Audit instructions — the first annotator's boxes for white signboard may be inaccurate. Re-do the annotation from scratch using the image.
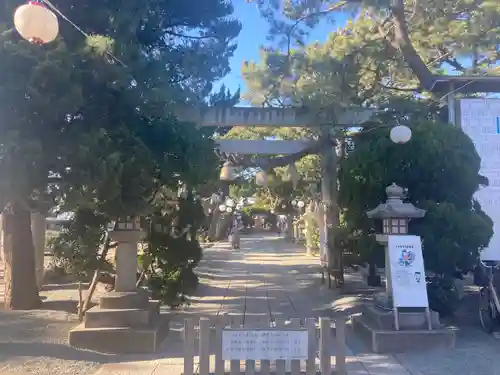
[222,329,308,360]
[388,235,428,308]
[460,99,500,260]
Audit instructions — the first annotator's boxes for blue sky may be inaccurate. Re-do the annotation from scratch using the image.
[216,0,349,96]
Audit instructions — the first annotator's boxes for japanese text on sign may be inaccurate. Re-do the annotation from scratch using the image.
[222,329,308,360]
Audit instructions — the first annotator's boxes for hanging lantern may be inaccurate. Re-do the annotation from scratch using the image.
[220,161,237,181]
[14,1,59,45]
[255,171,268,187]
[285,163,299,189]
[390,125,412,144]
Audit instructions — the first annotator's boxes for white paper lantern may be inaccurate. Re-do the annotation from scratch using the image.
[297,201,305,208]
[390,125,412,144]
[14,1,59,44]
[255,171,268,186]
[218,204,227,212]
[220,162,237,181]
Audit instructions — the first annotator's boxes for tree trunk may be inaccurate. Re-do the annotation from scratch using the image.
[31,212,46,290]
[3,201,40,309]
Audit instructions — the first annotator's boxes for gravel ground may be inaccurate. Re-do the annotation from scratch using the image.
[0,282,115,375]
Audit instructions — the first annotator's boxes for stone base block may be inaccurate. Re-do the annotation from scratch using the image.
[84,307,150,328]
[352,314,456,353]
[84,300,161,328]
[69,315,169,354]
[362,303,441,330]
[99,290,150,309]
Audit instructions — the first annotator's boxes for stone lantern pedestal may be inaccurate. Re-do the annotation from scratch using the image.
[351,184,456,353]
[69,219,168,353]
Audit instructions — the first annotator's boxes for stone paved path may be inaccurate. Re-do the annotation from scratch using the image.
[94,234,412,375]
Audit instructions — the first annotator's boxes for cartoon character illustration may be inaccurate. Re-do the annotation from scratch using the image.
[398,249,415,267]
[414,271,421,283]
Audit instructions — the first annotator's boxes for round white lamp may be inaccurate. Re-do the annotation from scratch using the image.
[14,1,59,44]
[218,204,227,212]
[226,207,233,213]
[297,201,305,208]
[390,125,412,144]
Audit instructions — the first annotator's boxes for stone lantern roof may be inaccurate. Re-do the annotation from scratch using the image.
[366,183,426,219]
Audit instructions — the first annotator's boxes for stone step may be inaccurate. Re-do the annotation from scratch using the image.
[85,300,161,328]
[99,290,150,309]
[351,314,457,353]
[69,314,169,353]
[361,303,441,330]
[84,307,150,328]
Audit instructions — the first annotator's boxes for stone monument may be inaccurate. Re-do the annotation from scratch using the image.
[351,183,456,352]
[69,217,168,353]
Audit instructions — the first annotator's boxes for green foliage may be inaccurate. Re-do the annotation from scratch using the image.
[145,195,206,308]
[339,109,493,280]
[0,0,240,305]
[50,209,112,279]
[249,0,500,82]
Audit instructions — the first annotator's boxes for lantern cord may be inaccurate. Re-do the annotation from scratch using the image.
[40,0,128,68]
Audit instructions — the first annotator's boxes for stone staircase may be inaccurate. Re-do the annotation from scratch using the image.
[69,289,169,353]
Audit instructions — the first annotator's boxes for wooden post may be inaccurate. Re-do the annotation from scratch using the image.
[275,318,287,375]
[290,318,302,375]
[199,317,210,375]
[334,319,347,375]
[260,317,271,375]
[319,317,331,375]
[306,318,317,375]
[215,316,225,375]
[183,319,195,375]
[230,315,242,375]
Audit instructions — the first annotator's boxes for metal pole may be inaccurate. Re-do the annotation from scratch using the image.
[425,307,433,330]
[393,306,400,331]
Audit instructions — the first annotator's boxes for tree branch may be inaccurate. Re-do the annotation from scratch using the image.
[389,0,436,90]
[379,83,420,92]
[164,31,217,40]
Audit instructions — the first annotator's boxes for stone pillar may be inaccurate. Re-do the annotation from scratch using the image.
[292,220,298,243]
[31,213,46,290]
[110,231,143,293]
[285,214,293,241]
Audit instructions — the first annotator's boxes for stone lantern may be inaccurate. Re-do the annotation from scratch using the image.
[69,216,168,353]
[352,184,455,353]
[366,183,426,307]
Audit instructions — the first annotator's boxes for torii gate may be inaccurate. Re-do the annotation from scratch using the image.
[181,106,375,281]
